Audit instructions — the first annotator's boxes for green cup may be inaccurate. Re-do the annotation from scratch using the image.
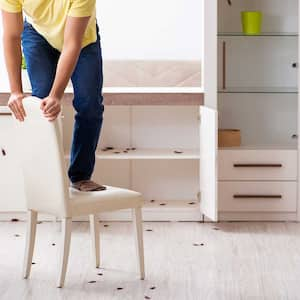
[241,11,262,35]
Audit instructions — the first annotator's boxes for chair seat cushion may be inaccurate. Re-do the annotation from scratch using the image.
[69,185,143,216]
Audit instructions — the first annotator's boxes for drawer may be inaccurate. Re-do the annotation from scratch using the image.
[219,150,297,180]
[218,181,297,212]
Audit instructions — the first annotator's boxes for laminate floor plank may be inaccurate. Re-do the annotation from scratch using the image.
[1,221,300,300]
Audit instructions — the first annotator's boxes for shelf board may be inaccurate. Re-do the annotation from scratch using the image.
[65,148,200,160]
[0,88,204,106]
[64,87,204,106]
[96,199,201,221]
[143,199,200,210]
[219,145,297,151]
[65,146,298,157]
[97,148,200,159]
[101,87,204,94]
[0,106,11,114]
[218,87,298,94]
[218,32,298,37]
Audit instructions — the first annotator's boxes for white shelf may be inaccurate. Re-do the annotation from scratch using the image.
[67,87,204,106]
[218,32,298,37]
[64,86,204,94]
[219,145,298,151]
[65,148,200,160]
[67,146,299,159]
[143,199,199,209]
[0,87,204,106]
[0,106,10,114]
[17,87,204,94]
[88,200,201,221]
[218,87,298,94]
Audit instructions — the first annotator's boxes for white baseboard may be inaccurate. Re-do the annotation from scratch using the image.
[1,210,297,222]
[219,212,298,222]
[0,208,202,222]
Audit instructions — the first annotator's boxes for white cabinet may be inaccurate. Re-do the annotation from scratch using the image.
[215,0,299,220]
[0,59,218,222]
[63,95,218,222]
[0,107,26,212]
[218,149,298,217]
[1,0,299,222]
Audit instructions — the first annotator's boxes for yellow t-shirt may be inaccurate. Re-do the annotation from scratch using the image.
[0,0,97,51]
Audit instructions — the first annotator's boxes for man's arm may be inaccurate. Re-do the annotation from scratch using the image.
[1,10,26,121]
[41,16,90,121]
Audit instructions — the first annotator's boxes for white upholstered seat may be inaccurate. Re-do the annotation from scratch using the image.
[15,96,145,288]
[70,186,143,216]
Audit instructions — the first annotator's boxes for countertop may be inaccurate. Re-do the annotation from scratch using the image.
[0,87,204,106]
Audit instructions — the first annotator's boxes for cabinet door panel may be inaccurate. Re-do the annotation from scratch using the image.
[200,106,218,221]
[0,113,26,211]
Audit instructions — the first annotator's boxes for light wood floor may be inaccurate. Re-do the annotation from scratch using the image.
[1,221,300,300]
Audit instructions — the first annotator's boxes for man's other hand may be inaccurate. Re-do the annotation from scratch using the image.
[8,92,26,121]
[40,95,61,121]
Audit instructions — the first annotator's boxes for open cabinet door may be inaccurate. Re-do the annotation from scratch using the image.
[199,106,218,221]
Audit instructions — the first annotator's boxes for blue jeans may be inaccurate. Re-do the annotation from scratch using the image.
[21,21,104,183]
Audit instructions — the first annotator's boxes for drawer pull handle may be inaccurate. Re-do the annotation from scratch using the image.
[0,112,12,116]
[233,194,282,199]
[1,149,6,156]
[233,163,282,168]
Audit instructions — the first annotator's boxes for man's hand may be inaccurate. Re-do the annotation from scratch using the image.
[40,96,62,121]
[8,92,26,121]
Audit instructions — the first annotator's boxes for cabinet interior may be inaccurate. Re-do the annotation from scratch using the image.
[63,105,201,205]
[218,0,299,149]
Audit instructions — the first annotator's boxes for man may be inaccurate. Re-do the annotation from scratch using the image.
[0,0,106,192]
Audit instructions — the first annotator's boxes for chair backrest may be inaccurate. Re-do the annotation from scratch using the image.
[15,97,70,217]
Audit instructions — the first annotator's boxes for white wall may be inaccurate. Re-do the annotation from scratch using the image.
[0,0,203,91]
[97,0,203,60]
[0,25,11,92]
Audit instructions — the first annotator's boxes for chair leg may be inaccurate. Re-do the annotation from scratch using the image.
[57,218,72,288]
[132,207,145,280]
[89,214,100,268]
[23,210,38,279]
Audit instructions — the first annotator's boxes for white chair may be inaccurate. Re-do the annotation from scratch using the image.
[15,96,145,288]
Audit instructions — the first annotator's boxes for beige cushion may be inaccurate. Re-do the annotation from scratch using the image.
[70,186,143,217]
